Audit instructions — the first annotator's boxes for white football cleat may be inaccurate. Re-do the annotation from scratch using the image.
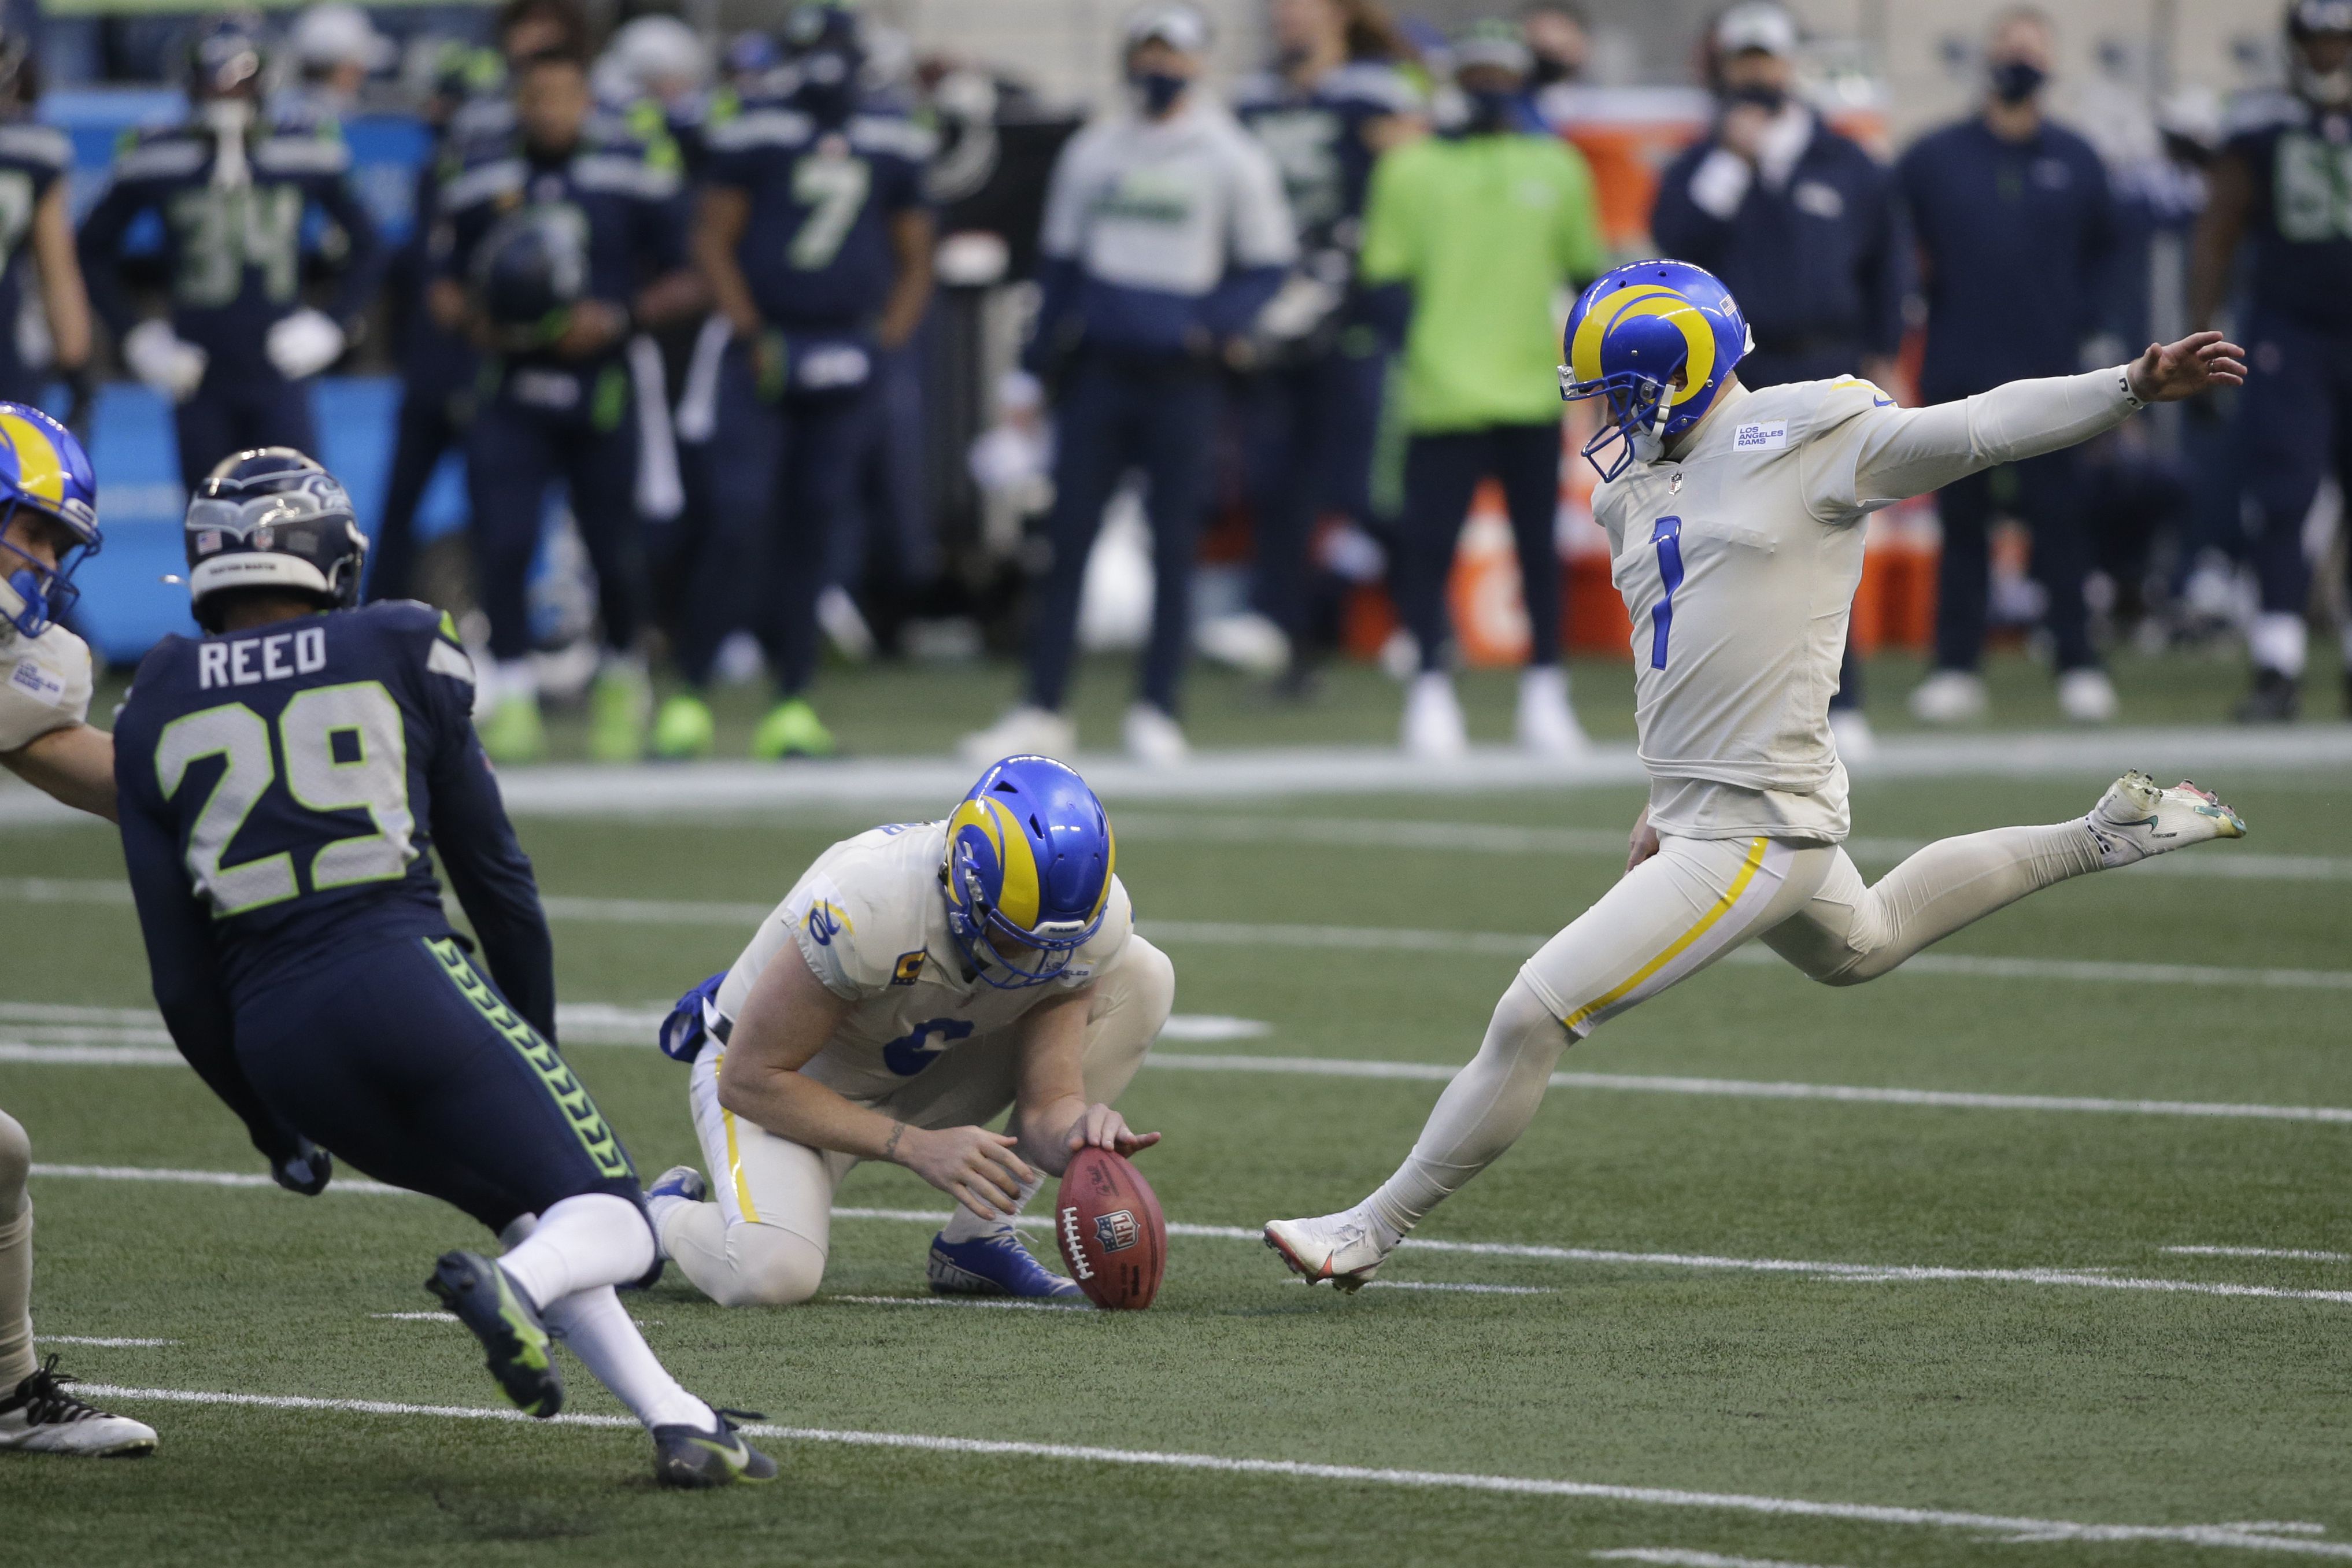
[0,1359,157,1456]
[1515,665,1589,758]
[1122,702,1190,766]
[1264,1211,1393,1293]
[2057,667,2118,724]
[1907,670,1987,726]
[1401,671,1468,760]
[959,705,1075,764]
[2084,771,2247,868]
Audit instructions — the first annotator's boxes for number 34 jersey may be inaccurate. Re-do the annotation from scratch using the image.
[113,602,548,1015]
[1592,376,1905,846]
[713,820,1136,1105]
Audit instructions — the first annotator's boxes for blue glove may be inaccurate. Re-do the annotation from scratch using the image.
[658,971,730,1063]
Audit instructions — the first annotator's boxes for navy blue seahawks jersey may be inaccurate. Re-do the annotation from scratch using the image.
[700,99,933,332]
[435,122,688,373]
[76,119,384,376]
[114,601,553,1036]
[1234,61,1419,257]
[2224,93,2352,333]
[0,121,68,393]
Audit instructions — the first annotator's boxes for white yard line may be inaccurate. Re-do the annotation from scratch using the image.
[1593,1551,1847,1568]
[7,878,2342,990]
[36,1335,179,1347]
[29,1165,2352,1309]
[830,1295,1092,1313]
[2164,1247,2350,1263]
[370,1312,458,1322]
[62,1381,2352,1559]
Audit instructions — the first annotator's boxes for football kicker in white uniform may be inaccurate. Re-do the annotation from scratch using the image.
[646,756,1173,1305]
[1266,260,2251,1290]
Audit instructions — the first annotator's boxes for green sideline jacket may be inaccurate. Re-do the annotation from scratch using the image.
[1360,131,1604,432]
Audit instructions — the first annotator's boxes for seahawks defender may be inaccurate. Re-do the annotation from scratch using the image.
[0,30,90,413]
[2191,1,2352,719]
[0,405,157,1456]
[113,450,771,1486]
[1267,262,2249,1289]
[1231,0,1421,691]
[431,45,701,765]
[665,0,935,761]
[646,756,1171,1306]
[76,19,382,493]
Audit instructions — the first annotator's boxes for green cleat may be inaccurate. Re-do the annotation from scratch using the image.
[750,697,835,760]
[478,694,545,765]
[427,1251,563,1418]
[653,1410,778,1489]
[651,692,717,760]
[589,665,651,763]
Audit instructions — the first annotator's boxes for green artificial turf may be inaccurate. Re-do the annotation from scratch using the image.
[3,766,2348,1565]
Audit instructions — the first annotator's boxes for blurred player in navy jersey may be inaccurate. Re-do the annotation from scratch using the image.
[2191,0,2352,720]
[432,45,702,765]
[0,31,90,417]
[671,0,934,761]
[77,18,382,494]
[1231,0,1423,693]
[364,43,501,607]
[113,447,774,1488]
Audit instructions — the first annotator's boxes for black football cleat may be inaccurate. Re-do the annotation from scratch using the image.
[2233,665,2300,724]
[653,1409,778,1489]
[427,1251,564,1418]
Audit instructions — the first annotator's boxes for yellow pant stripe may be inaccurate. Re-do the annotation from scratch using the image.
[1562,837,1770,1031]
[713,1049,762,1224]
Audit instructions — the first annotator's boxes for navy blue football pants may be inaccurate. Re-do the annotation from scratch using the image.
[1397,421,1564,674]
[232,936,641,1234]
[1242,342,1386,659]
[364,382,465,605]
[1931,450,2096,674]
[467,378,644,663]
[1027,351,1218,715]
[174,372,317,497]
[2236,313,2352,618]
[682,343,870,693]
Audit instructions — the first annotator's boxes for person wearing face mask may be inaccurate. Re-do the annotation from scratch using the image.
[77,17,384,496]
[2188,0,2352,721]
[960,5,1296,767]
[1651,3,1908,759]
[1896,7,2121,729]
[1355,21,1603,760]
[1229,0,1423,693]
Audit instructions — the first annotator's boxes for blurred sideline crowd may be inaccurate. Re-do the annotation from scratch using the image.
[5,0,2345,765]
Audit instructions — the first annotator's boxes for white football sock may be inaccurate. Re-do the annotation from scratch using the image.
[1364,981,1563,1242]
[0,1110,31,1388]
[2250,612,2309,678]
[495,1193,654,1308]
[539,1286,713,1432]
[938,1171,1043,1244]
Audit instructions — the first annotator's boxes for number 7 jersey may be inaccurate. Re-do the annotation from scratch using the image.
[112,601,550,1016]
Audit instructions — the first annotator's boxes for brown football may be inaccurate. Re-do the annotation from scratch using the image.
[1055,1147,1166,1310]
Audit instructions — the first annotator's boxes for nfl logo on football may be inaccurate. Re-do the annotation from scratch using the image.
[1093,1209,1138,1253]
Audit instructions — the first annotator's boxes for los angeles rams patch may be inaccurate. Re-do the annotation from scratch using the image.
[891,949,926,985]
[8,658,65,705]
[1733,420,1789,453]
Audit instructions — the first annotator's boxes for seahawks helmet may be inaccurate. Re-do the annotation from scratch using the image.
[2289,0,2352,106]
[186,15,268,102]
[0,404,99,639]
[782,1,862,124]
[183,448,368,632]
[1558,259,1752,482]
[942,756,1116,990]
[470,205,590,352]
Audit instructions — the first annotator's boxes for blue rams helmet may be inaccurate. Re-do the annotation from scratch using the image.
[942,756,1116,990]
[183,448,368,632]
[0,404,101,639]
[1558,260,1752,482]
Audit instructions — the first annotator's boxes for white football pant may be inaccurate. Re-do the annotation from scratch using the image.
[662,937,1175,1307]
[1365,821,2106,1236]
